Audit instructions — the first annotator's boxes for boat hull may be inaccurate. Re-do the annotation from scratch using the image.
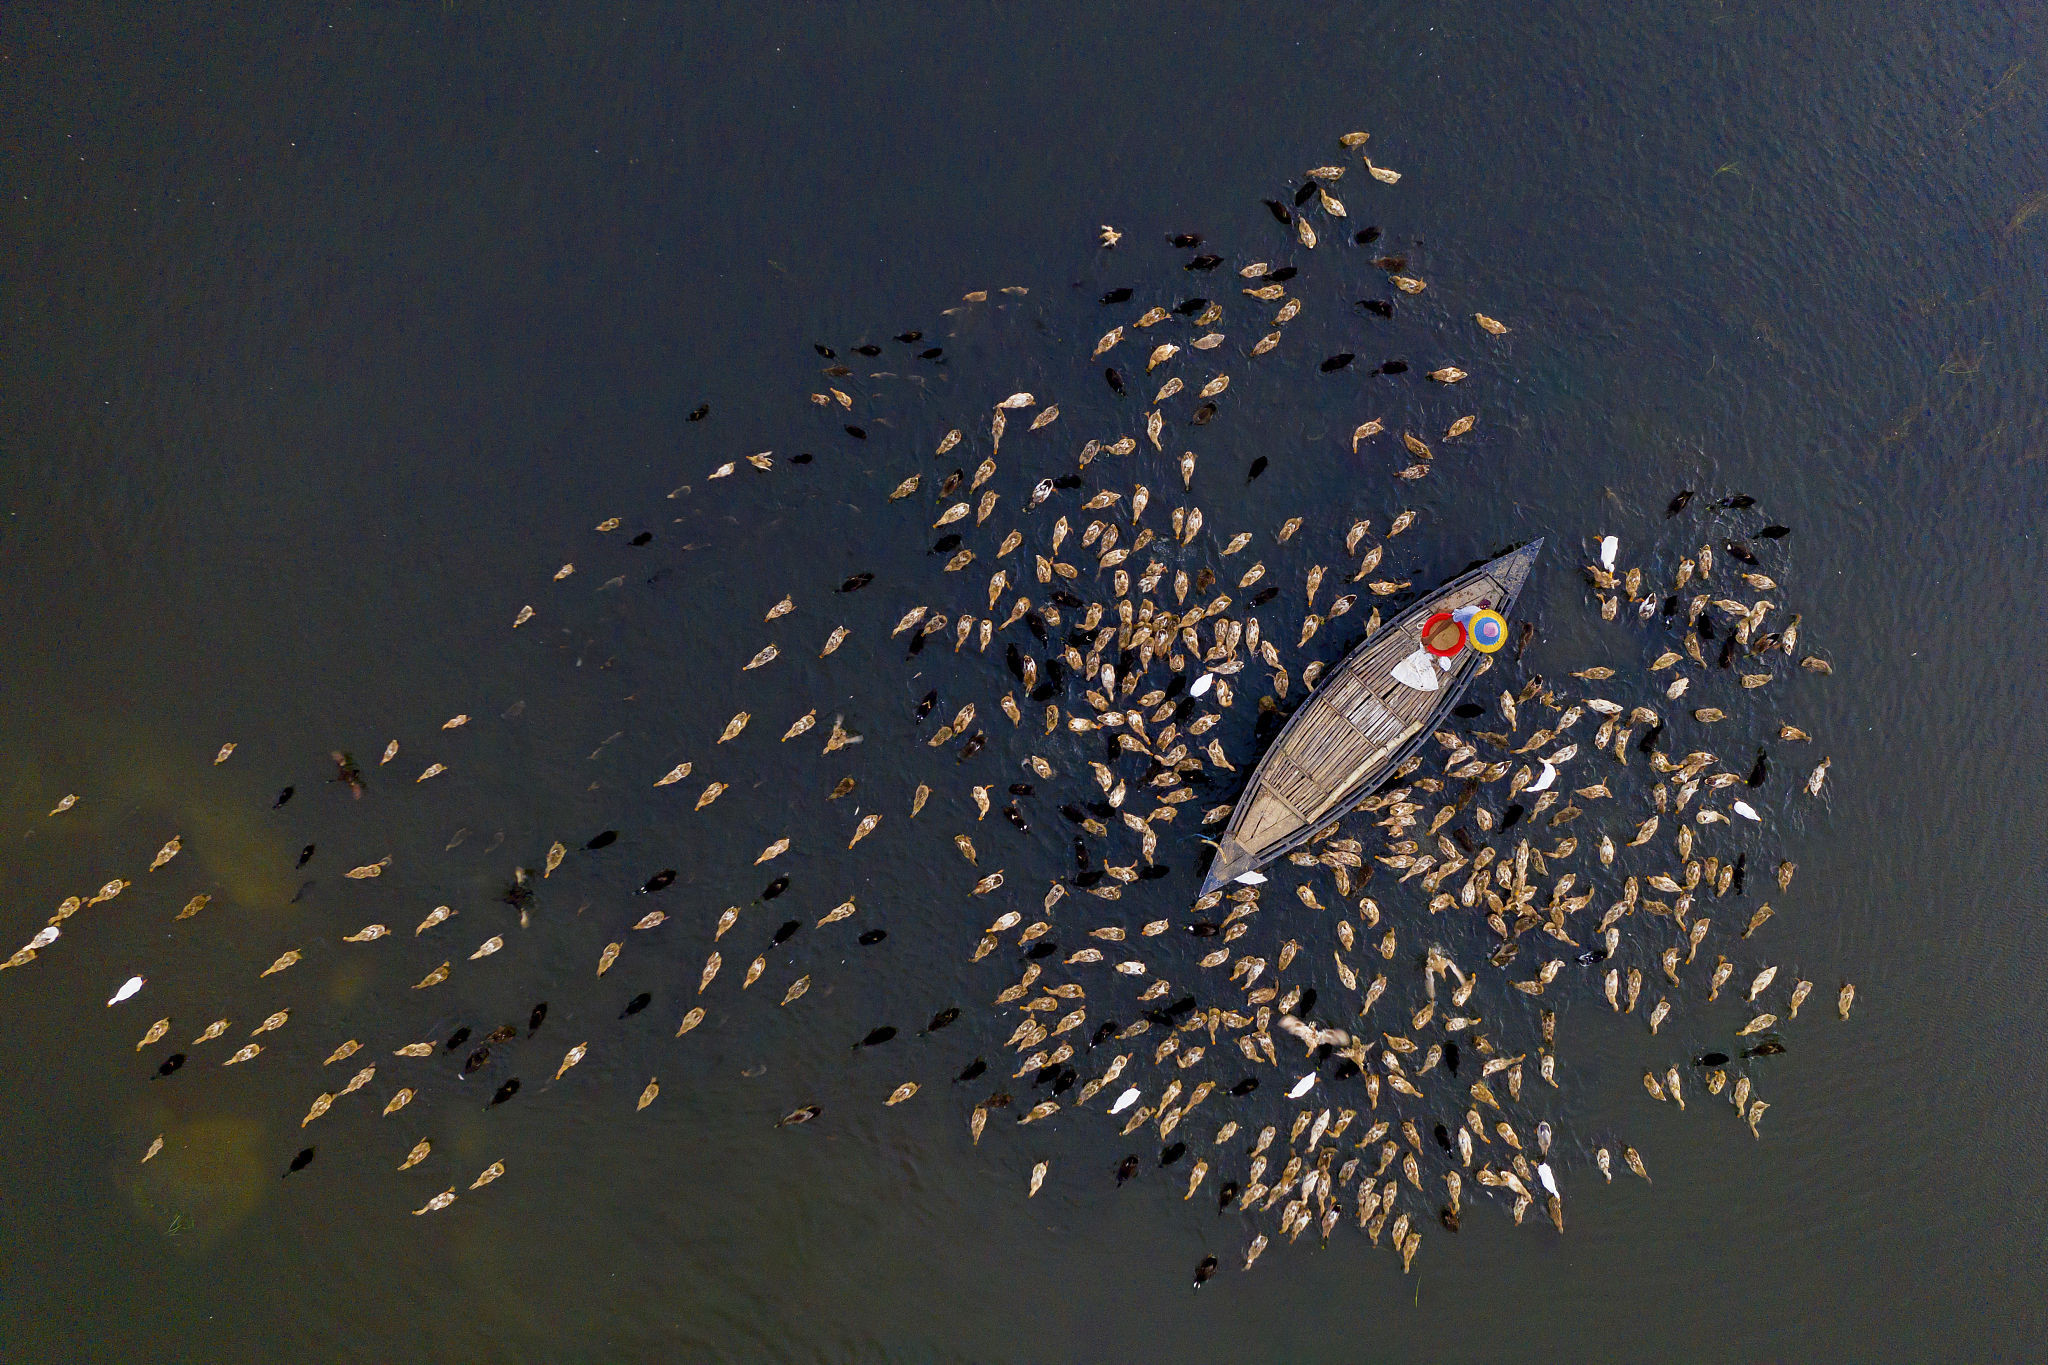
[1198,541,1543,897]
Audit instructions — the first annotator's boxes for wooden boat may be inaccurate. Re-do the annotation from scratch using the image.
[1198,541,1543,896]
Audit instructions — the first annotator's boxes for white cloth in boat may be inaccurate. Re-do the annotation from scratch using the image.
[1391,648,1440,691]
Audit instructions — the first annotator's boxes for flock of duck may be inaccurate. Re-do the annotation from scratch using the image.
[11,124,1853,1280]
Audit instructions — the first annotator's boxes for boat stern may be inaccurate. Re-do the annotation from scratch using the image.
[1197,835,1257,899]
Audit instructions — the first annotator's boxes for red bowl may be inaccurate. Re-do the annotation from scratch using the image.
[1422,611,1467,656]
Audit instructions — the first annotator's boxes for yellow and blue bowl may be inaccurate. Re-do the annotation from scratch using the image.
[1468,608,1508,653]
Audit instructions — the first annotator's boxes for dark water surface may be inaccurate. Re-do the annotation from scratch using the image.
[4,4,2046,1362]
